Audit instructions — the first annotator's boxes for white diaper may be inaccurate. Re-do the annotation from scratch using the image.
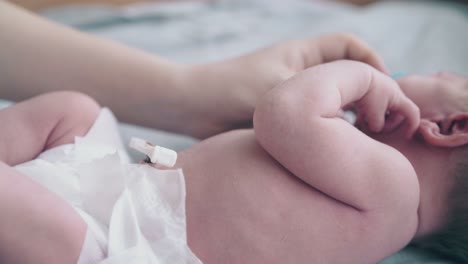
[15,108,202,264]
[77,228,106,264]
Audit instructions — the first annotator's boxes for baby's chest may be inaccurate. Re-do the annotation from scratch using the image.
[181,131,406,263]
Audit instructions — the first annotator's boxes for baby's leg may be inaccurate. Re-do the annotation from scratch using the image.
[0,163,88,264]
[0,91,100,263]
[0,91,100,165]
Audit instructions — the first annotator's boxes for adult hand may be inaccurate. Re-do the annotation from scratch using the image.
[0,2,386,139]
[182,33,388,138]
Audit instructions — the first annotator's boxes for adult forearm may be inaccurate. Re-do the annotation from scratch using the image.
[10,0,152,11]
[0,1,191,132]
[10,0,197,11]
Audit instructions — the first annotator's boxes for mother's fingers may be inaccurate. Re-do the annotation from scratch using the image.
[306,33,389,74]
[341,34,388,74]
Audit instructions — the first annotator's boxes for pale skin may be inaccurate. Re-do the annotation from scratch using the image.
[0,2,390,263]
[0,1,387,139]
[0,92,99,263]
[2,65,468,263]
[179,64,468,263]
[180,61,422,264]
[3,1,468,263]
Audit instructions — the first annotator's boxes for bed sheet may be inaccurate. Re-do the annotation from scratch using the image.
[4,0,468,263]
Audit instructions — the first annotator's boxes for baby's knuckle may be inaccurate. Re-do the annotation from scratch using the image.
[332,32,351,39]
[275,39,302,52]
[54,91,100,119]
[65,92,98,108]
[412,103,421,117]
[335,32,360,44]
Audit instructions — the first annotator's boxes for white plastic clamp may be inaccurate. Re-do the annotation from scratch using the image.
[129,137,177,167]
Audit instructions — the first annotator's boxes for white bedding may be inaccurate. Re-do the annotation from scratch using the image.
[3,0,468,263]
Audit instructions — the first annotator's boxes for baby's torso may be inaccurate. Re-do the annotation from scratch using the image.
[179,129,415,264]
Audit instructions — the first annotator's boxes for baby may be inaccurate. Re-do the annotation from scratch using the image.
[179,62,468,263]
[1,62,468,264]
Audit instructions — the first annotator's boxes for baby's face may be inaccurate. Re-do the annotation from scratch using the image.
[396,72,468,121]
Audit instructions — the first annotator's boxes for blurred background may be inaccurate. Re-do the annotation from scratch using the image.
[7,0,467,263]
[10,0,468,75]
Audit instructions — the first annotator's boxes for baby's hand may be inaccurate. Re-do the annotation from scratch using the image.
[262,60,419,139]
[353,69,420,138]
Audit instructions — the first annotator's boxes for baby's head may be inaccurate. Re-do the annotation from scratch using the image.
[396,72,468,261]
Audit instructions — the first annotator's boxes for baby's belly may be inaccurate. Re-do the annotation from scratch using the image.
[176,130,366,264]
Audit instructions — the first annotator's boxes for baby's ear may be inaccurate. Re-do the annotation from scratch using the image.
[419,113,468,147]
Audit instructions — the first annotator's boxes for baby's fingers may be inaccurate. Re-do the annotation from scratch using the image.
[382,112,405,133]
[311,33,389,74]
[393,96,420,139]
[402,97,421,139]
[359,98,389,133]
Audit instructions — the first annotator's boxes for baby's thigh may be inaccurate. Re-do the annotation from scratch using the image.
[0,92,100,164]
[2,91,99,134]
[0,162,86,264]
[35,91,100,149]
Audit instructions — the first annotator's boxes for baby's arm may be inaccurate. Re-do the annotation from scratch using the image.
[254,60,420,215]
[0,92,99,263]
